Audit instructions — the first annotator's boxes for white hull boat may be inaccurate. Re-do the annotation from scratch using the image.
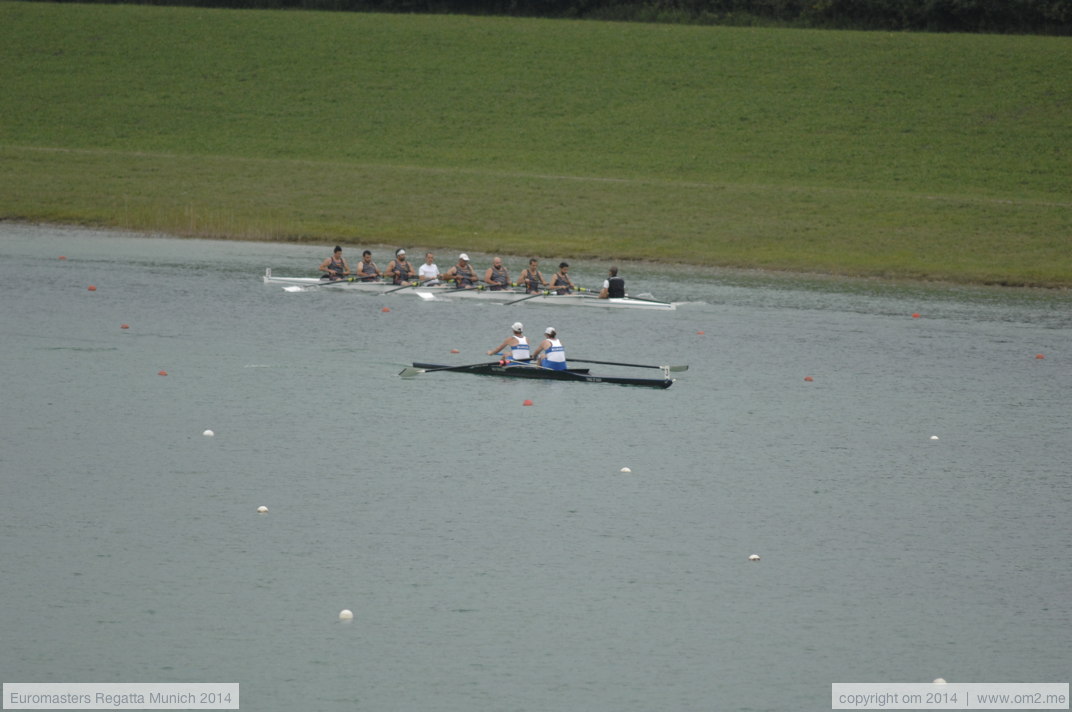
[263,269,674,309]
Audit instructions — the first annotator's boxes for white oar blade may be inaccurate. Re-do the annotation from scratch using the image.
[399,367,427,377]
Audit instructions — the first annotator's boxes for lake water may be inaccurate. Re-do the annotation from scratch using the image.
[1,223,1069,711]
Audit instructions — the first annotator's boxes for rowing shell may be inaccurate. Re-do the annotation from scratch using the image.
[264,269,675,308]
[263,269,521,300]
[405,362,675,388]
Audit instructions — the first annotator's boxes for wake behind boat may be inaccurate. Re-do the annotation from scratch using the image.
[400,361,677,388]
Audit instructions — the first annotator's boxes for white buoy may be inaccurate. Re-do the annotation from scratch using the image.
[256,506,268,514]
[338,609,354,621]
[933,678,947,685]
[203,429,215,437]
[748,554,761,561]
[620,467,632,473]
[930,435,939,440]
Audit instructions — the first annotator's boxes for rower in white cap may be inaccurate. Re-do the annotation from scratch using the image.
[444,253,478,288]
[487,322,530,363]
[531,327,567,370]
[386,248,416,285]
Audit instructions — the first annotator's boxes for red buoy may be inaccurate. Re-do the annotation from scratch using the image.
[522,399,533,406]
[87,285,97,291]
[1035,353,1045,359]
[120,324,130,329]
[911,313,921,318]
[804,376,814,382]
[158,370,168,376]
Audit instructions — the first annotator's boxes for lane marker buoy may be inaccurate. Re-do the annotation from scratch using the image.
[203,429,214,437]
[522,399,533,406]
[748,554,761,561]
[87,285,97,291]
[338,609,354,621]
[257,505,268,514]
[620,467,632,473]
[158,370,168,376]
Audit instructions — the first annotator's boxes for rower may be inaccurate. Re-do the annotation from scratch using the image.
[355,250,382,282]
[418,252,441,285]
[318,246,350,281]
[598,266,626,299]
[386,248,416,285]
[484,256,511,291]
[549,262,575,295]
[519,258,549,294]
[531,327,567,370]
[487,322,530,363]
[444,253,478,289]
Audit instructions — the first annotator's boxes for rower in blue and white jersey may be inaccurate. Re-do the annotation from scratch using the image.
[531,327,567,370]
[487,322,530,363]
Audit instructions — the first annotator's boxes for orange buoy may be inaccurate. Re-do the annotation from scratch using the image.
[696,331,705,335]
[912,313,921,318]
[1035,353,1045,359]
[522,399,533,406]
[158,370,168,376]
[58,256,67,260]
[87,285,97,291]
[120,324,130,329]
[450,349,460,354]
[381,307,390,312]
[804,376,814,382]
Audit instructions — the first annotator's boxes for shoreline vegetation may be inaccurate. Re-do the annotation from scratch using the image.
[1,3,1069,288]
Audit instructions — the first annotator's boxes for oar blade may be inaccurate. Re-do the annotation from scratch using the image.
[668,364,689,372]
[399,367,427,377]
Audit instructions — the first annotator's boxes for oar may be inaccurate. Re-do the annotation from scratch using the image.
[503,290,551,305]
[399,362,497,378]
[569,358,689,372]
[384,281,420,294]
[620,294,672,304]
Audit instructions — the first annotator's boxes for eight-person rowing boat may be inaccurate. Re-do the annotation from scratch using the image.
[263,269,676,309]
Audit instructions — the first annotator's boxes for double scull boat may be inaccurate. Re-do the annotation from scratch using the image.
[400,361,677,388]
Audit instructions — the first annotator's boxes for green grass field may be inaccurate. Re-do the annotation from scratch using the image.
[1,1,1069,285]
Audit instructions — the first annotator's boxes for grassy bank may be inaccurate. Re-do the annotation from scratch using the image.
[1,2,1069,285]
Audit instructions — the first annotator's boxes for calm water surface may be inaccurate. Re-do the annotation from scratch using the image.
[1,224,1069,711]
